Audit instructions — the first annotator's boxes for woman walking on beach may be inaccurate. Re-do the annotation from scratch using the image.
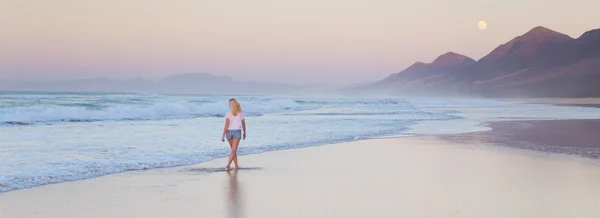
[222,98,246,170]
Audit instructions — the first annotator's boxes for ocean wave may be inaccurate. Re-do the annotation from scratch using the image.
[0,122,413,193]
[290,110,437,116]
[0,97,313,124]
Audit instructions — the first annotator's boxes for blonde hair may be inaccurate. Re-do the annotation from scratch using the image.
[229,98,242,116]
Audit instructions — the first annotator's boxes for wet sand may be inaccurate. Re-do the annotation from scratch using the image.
[444,119,600,159]
[2,136,600,218]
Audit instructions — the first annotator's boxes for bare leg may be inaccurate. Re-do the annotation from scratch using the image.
[226,139,233,170]
[226,139,240,169]
[233,156,239,169]
[226,138,240,170]
[227,139,240,169]
[232,139,240,169]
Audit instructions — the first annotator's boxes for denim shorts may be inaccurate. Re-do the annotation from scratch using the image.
[226,130,242,140]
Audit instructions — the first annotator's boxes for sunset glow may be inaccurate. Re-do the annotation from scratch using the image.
[1,0,598,85]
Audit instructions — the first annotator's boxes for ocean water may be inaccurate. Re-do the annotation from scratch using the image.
[2,91,600,192]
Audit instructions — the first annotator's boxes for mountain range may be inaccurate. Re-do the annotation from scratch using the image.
[357,26,600,98]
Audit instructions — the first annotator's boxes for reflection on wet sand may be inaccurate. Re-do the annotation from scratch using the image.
[226,170,243,218]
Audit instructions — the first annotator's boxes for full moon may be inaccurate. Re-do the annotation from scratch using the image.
[477,20,487,30]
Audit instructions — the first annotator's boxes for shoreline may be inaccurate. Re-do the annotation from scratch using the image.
[2,117,600,194]
[3,99,600,217]
[2,135,600,218]
[443,119,600,160]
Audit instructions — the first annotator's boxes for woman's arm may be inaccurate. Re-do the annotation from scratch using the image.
[242,119,247,140]
[222,119,230,142]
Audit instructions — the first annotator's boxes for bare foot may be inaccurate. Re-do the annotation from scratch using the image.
[234,166,240,170]
[225,166,231,171]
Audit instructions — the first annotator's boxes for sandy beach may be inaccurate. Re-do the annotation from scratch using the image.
[2,134,600,218]
[3,1,600,217]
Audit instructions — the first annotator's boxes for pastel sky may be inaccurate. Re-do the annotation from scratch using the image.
[1,0,598,85]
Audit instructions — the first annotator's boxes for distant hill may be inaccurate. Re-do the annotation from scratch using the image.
[0,73,299,95]
[359,26,600,98]
[354,52,476,96]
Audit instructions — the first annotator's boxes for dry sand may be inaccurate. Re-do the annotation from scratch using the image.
[1,137,600,218]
